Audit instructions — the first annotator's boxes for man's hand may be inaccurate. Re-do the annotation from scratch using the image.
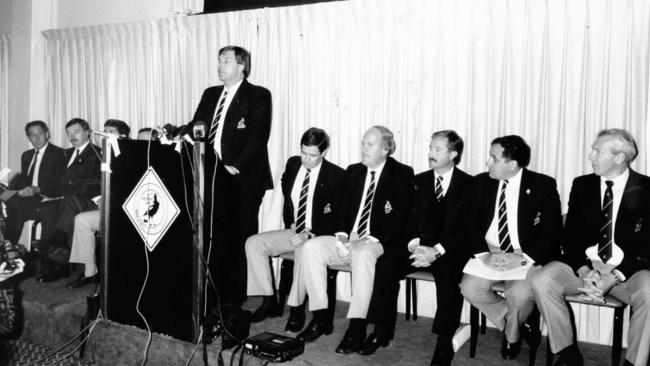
[0,259,25,282]
[290,232,309,246]
[17,186,38,197]
[410,246,437,267]
[224,165,239,175]
[576,269,615,303]
[482,252,526,271]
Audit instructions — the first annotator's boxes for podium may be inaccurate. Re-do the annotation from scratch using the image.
[101,139,203,342]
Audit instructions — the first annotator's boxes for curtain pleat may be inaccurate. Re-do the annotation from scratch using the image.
[0,34,9,170]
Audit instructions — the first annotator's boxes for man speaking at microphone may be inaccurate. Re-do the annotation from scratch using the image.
[190,45,273,318]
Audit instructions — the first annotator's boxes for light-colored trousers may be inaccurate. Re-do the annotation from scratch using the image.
[245,229,305,307]
[300,235,383,318]
[460,265,540,343]
[531,261,650,366]
[69,210,100,278]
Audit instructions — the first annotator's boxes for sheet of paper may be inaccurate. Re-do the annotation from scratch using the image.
[463,252,532,281]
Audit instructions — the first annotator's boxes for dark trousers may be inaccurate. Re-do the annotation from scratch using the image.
[205,160,264,310]
[367,252,465,343]
[5,195,42,244]
[38,195,96,249]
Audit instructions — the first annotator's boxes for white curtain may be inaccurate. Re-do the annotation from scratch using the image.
[42,0,650,346]
[0,34,9,169]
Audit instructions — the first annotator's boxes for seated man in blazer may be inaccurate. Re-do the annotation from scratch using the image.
[531,129,650,366]
[295,126,414,353]
[244,127,344,330]
[360,130,474,363]
[460,135,563,360]
[35,118,102,282]
[3,120,66,244]
[66,119,130,289]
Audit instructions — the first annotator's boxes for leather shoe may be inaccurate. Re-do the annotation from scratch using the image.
[520,321,541,348]
[335,328,366,354]
[553,345,583,366]
[250,296,282,323]
[66,274,97,289]
[296,320,333,342]
[430,342,454,366]
[357,331,390,355]
[285,306,305,333]
[500,335,521,360]
[37,264,70,283]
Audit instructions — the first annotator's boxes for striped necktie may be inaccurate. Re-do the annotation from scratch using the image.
[27,149,39,183]
[295,168,311,233]
[434,176,443,201]
[208,90,228,145]
[598,180,614,262]
[357,171,376,237]
[498,180,513,252]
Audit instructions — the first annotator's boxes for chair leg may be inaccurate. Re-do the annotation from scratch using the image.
[268,257,277,301]
[612,306,625,366]
[470,305,479,358]
[412,279,418,321]
[528,308,541,366]
[326,269,338,325]
[405,278,411,321]
[480,313,486,334]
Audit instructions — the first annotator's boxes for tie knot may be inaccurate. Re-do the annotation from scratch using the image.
[436,176,443,183]
[503,179,509,186]
[370,171,376,178]
[605,180,614,188]
[305,168,311,174]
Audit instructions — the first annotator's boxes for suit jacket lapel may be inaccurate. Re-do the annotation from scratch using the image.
[617,170,641,233]
[517,169,530,229]
[224,79,249,131]
[484,176,499,228]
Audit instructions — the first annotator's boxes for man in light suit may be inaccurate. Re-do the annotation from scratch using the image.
[460,135,563,360]
[531,129,650,366]
[191,45,273,309]
[3,121,66,244]
[245,128,344,331]
[360,131,474,364]
[35,118,102,282]
[295,126,414,353]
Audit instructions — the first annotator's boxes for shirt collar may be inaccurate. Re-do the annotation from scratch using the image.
[75,141,90,153]
[224,79,244,96]
[434,166,454,182]
[368,159,387,179]
[600,167,629,189]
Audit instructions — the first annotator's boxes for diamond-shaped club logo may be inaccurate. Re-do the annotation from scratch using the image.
[122,167,180,251]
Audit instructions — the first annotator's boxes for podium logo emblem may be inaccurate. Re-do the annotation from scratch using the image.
[122,167,180,251]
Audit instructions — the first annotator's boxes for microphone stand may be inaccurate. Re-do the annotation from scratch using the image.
[191,132,205,343]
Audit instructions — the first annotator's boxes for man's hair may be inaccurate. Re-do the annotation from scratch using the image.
[219,46,251,78]
[104,119,131,137]
[300,127,330,153]
[372,125,396,156]
[432,130,464,165]
[25,120,49,134]
[66,118,90,131]
[138,127,160,140]
[597,128,638,163]
[491,135,531,168]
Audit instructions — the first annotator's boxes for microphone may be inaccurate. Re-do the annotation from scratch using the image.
[90,130,112,138]
[193,120,207,141]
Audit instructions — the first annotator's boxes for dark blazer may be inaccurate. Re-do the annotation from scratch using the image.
[280,156,345,237]
[563,169,650,277]
[336,156,415,255]
[192,79,273,194]
[57,144,102,199]
[409,167,474,262]
[470,169,563,265]
[9,143,67,197]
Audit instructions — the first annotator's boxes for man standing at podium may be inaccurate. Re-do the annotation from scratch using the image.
[191,45,273,311]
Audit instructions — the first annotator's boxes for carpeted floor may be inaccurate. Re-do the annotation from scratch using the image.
[9,273,627,366]
[0,339,92,366]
